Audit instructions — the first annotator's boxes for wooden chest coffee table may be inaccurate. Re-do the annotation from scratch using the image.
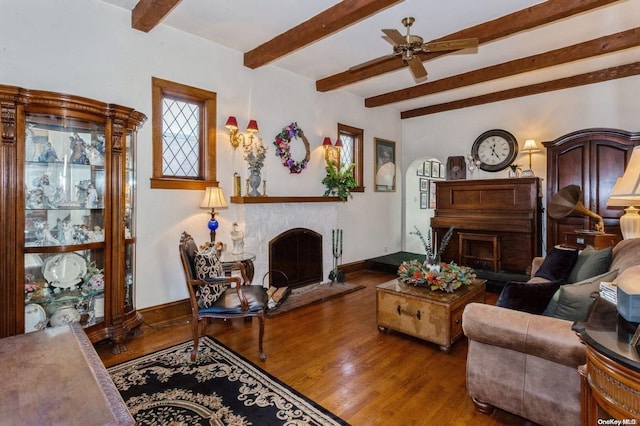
[376,278,486,353]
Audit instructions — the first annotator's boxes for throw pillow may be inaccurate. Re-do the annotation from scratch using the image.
[566,246,613,283]
[534,246,579,282]
[196,282,226,309]
[542,269,619,321]
[195,247,224,280]
[496,281,562,314]
[194,247,226,308]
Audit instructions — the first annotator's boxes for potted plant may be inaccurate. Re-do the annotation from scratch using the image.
[322,162,356,201]
[508,163,521,178]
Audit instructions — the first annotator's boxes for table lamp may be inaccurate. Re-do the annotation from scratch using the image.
[200,187,228,242]
[607,146,640,239]
[521,139,541,177]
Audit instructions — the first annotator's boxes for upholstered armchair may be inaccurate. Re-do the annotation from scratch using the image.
[179,231,267,362]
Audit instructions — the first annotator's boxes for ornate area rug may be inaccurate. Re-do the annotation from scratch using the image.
[108,336,348,426]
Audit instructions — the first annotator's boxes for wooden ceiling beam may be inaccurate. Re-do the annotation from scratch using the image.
[243,0,404,69]
[316,0,622,92]
[132,0,183,33]
[400,62,640,119]
[366,27,640,107]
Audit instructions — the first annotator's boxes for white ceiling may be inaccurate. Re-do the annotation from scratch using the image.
[102,0,640,113]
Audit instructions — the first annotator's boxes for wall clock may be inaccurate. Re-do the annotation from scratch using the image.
[471,129,519,172]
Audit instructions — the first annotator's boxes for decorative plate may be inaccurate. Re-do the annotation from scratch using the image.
[43,253,87,288]
[25,303,47,333]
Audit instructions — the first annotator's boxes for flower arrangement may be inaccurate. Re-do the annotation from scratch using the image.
[273,122,310,174]
[508,164,521,172]
[244,138,267,174]
[410,225,454,264]
[398,259,476,293]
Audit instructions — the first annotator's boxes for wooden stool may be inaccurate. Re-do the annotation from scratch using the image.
[458,233,500,272]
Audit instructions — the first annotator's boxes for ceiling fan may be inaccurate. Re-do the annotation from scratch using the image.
[353,17,478,83]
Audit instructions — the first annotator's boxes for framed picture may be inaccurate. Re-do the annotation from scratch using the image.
[374,138,396,192]
[416,163,424,176]
[420,192,428,209]
[431,161,440,178]
[423,161,431,177]
[419,178,428,191]
[429,180,437,209]
[440,163,446,179]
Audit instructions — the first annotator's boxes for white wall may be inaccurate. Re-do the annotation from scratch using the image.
[0,0,401,308]
[401,76,640,251]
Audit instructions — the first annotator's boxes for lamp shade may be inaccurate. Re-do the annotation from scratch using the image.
[246,120,259,133]
[322,137,332,147]
[608,146,640,239]
[609,146,640,201]
[225,116,238,130]
[200,187,228,209]
[523,139,540,152]
[334,137,343,148]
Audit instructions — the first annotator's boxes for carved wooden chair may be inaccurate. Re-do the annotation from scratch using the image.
[179,231,267,362]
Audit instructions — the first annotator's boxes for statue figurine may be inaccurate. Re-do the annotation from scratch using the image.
[85,183,98,208]
[230,222,244,255]
[38,142,59,163]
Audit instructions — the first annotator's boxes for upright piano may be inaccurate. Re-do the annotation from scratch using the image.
[431,178,543,274]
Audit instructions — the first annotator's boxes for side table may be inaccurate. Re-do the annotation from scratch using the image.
[376,278,486,353]
[219,252,256,284]
[573,297,640,423]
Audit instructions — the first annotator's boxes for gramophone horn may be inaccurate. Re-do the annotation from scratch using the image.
[548,185,604,232]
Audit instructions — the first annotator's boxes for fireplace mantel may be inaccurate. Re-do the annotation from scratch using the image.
[230,196,341,204]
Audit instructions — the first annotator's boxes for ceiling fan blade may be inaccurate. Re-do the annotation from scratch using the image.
[381,29,406,46]
[423,38,478,52]
[349,53,398,71]
[407,57,427,83]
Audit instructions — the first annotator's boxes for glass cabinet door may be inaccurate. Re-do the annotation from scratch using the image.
[23,114,107,333]
[124,129,136,313]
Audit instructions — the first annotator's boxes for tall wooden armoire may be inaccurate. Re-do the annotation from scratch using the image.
[544,128,640,250]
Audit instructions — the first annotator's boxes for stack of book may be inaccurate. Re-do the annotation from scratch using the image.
[599,281,617,305]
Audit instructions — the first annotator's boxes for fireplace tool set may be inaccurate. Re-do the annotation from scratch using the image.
[329,229,345,284]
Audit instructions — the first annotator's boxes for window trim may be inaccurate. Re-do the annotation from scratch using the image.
[150,77,218,190]
[337,123,364,192]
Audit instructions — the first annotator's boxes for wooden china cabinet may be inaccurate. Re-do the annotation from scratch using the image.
[0,84,146,353]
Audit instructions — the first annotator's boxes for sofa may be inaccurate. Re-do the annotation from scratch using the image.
[462,238,640,426]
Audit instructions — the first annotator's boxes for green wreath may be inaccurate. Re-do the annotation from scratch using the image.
[273,122,310,174]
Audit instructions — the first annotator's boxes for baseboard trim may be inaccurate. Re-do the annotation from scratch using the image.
[139,299,190,325]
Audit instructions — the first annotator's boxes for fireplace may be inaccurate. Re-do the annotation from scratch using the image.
[268,228,322,288]
[240,202,337,287]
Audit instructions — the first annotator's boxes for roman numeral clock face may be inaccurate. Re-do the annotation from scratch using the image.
[471,129,519,172]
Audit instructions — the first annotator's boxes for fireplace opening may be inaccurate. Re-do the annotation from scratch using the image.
[268,228,322,288]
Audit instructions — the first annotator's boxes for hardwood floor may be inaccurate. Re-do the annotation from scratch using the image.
[97,270,535,425]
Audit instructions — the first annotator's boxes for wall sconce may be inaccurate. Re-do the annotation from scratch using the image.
[225,116,259,150]
[521,139,541,177]
[322,137,342,167]
[200,186,228,242]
